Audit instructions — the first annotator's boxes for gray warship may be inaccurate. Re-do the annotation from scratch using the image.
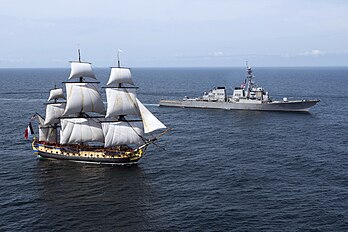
[159,65,319,112]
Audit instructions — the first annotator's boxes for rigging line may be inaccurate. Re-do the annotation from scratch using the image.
[151,130,170,148]
[31,112,42,119]
[152,141,166,151]
[156,128,172,139]
[121,86,141,117]
[31,112,45,123]
[147,128,171,150]
[124,118,147,144]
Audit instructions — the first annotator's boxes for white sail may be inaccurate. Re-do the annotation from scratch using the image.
[44,102,66,125]
[107,67,134,86]
[39,126,57,142]
[59,128,63,144]
[105,88,139,118]
[68,62,96,80]
[102,121,144,147]
[60,118,104,144]
[48,88,65,101]
[136,98,166,133]
[64,82,105,116]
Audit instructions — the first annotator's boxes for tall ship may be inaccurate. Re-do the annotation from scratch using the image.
[27,50,168,165]
[159,64,319,112]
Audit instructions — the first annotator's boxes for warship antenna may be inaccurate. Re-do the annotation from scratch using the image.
[245,61,252,98]
[245,60,250,81]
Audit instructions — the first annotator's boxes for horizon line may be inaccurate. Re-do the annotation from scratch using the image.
[0,65,348,69]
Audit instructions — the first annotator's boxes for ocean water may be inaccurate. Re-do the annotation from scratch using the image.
[0,67,347,231]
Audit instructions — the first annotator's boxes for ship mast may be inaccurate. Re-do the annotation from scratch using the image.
[117,49,122,88]
[78,48,83,116]
[102,51,146,147]
[102,50,166,147]
[60,50,105,145]
[117,49,121,68]
[53,84,58,143]
[78,49,83,83]
[245,61,254,99]
[117,50,123,122]
[42,88,66,143]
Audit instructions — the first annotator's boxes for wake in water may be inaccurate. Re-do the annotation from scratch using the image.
[143,103,160,107]
[0,98,45,103]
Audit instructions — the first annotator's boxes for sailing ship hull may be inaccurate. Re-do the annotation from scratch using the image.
[159,99,319,112]
[32,140,145,165]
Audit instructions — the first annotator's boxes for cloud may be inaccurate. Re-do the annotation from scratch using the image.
[0,57,26,64]
[213,51,224,57]
[297,49,348,57]
[299,49,326,56]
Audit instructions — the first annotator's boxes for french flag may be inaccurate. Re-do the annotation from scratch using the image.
[24,122,35,140]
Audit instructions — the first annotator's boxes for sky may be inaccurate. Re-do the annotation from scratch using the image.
[1,0,348,68]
